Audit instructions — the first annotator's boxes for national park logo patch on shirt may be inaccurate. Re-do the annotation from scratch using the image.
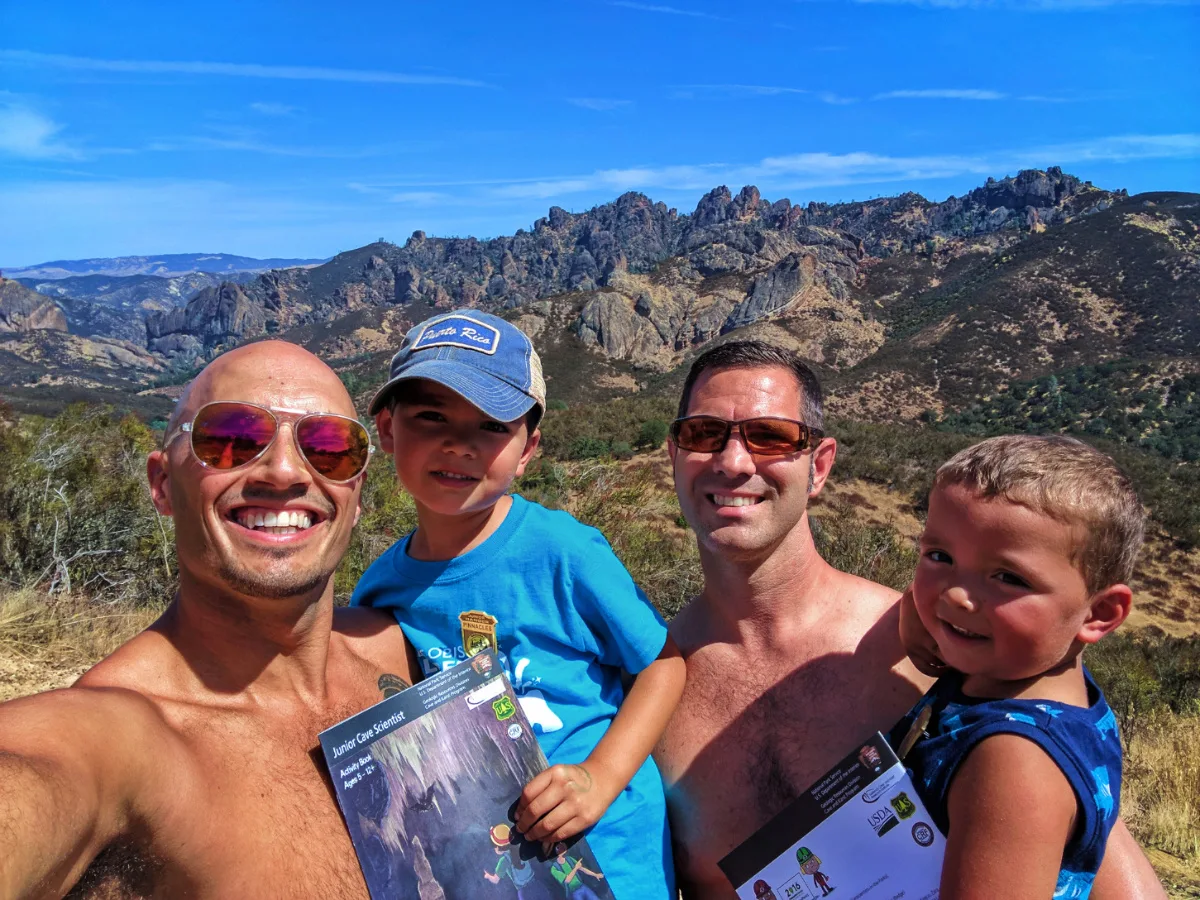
[460,610,499,657]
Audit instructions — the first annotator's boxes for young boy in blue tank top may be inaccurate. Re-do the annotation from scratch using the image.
[894,435,1143,900]
[351,310,684,900]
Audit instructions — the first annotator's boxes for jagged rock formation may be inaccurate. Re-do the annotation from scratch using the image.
[0,278,68,334]
[146,282,266,357]
[146,168,1117,367]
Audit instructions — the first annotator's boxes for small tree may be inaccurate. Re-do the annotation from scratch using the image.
[636,419,669,449]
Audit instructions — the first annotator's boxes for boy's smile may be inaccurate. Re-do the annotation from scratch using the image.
[376,379,540,520]
[913,482,1098,692]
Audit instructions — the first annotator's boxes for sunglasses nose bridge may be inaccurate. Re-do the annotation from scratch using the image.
[711,422,757,471]
[251,419,312,482]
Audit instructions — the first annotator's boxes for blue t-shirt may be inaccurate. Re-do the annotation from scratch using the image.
[351,494,675,900]
[891,669,1122,899]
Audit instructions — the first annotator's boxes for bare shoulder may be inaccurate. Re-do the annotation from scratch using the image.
[830,568,902,611]
[667,596,706,657]
[333,606,419,683]
[74,621,180,695]
[827,571,933,692]
[950,733,1077,824]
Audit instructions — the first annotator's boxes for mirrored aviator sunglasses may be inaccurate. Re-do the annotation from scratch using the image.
[172,401,373,483]
[670,415,823,456]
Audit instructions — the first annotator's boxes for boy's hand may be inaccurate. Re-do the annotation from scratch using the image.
[899,585,950,678]
[514,762,619,848]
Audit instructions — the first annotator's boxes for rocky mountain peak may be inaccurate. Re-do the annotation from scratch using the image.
[0,278,68,334]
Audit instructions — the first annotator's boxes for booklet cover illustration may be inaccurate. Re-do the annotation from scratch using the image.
[319,650,615,900]
[719,733,945,900]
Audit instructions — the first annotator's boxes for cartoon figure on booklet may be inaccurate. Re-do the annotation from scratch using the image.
[797,847,834,896]
[484,824,554,900]
[551,842,606,900]
[894,436,1140,899]
[752,879,777,900]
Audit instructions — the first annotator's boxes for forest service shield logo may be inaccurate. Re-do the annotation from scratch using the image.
[492,696,516,721]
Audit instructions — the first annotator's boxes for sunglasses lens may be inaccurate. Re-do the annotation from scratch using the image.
[673,417,730,453]
[191,403,276,469]
[296,416,371,481]
[743,419,805,454]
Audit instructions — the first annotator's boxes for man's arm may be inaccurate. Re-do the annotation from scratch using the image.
[1091,820,1168,900]
[0,688,161,899]
[514,635,686,846]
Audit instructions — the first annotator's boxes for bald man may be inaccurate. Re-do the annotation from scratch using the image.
[0,341,419,898]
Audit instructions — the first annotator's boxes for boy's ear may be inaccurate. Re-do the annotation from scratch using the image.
[513,428,541,477]
[374,406,396,455]
[1077,584,1132,645]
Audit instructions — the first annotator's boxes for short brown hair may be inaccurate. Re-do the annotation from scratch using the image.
[677,340,824,431]
[934,435,1145,593]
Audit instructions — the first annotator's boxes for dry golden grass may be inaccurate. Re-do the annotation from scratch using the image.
[1122,714,1200,897]
[0,587,162,701]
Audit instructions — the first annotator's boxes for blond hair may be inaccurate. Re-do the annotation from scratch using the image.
[934,435,1145,593]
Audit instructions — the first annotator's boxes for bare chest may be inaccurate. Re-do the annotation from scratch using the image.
[658,644,922,898]
[75,713,371,899]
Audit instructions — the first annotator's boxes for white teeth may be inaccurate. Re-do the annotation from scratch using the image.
[234,508,315,532]
[712,495,759,507]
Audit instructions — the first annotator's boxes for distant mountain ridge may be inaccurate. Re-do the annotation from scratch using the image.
[5,167,1197,434]
[143,167,1122,366]
[3,253,328,281]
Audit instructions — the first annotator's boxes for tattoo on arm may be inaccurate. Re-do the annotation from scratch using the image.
[378,673,410,698]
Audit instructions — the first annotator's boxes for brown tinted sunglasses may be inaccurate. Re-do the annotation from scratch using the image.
[670,416,824,456]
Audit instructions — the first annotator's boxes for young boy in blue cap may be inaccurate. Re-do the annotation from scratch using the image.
[352,310,683,899]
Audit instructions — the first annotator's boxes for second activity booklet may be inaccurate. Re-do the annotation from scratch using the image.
[719,733,945,900]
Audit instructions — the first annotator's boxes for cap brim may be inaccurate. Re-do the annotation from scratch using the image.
[368,358,539,422]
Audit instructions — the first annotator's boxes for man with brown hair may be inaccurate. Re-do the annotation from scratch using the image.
[653,339,1165,899]
[0,341,419,897]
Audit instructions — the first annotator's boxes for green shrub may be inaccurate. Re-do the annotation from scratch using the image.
[0,405,174,604]
[636,418,670,449]
[569,436,611,460]
[334,455,417,603]
[811,512,918,591]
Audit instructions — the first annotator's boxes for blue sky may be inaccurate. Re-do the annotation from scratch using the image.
[1,0,1197,266]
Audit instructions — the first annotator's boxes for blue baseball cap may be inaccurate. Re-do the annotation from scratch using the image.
[368,311,546,421]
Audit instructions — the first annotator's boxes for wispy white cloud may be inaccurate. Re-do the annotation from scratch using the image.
[388,191,449,205]
[568,97,633,111]
[0,49,490,88]
[249,101,301,117]
[0,98,81,160]
[610,2,731,20]
[875,88,1006,100]
[679,84,859,103]
[374,133,1200,202]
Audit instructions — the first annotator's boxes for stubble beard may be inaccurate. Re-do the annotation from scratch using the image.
[217,546,330,600]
